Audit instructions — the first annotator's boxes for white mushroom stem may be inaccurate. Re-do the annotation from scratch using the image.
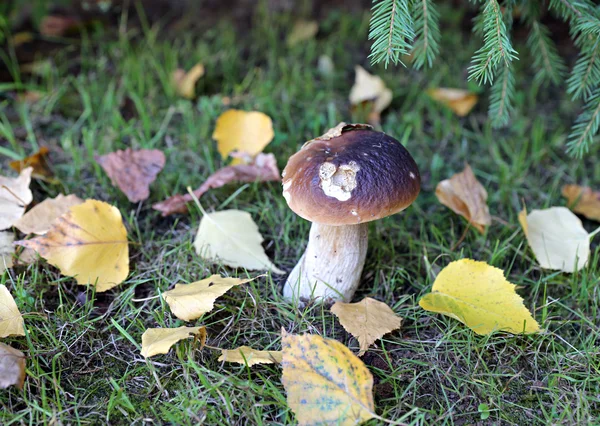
[283,222,368,302]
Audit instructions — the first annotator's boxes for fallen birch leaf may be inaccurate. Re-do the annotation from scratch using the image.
[152,153,280,216]
[331,297,402,356]
[172,63,205,99]
[349,65,392,125]
[16,200,129,292]
[562,184,600,222]
[163,275,258,321]
[436,164,491,234]
[419,259,540,335]
[213,110,274,165]
[141,326,205,358]
[0,168,33,231]
[218,346,282,366]
[281,331,375,425]
[95,148,165,202]
[427,88,478,117]
[13,194,83,235]
[194,209,283,274]
[519,207,590,273]
[0,284,25,337]
[0,232,14,274]
[9,147,55,182]
[0,343,26,389]
[286,20,318,47]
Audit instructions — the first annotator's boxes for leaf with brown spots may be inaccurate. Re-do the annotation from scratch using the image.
[218,346,282,366]
[562,184,600,222]
[13,194,83,235]
[0,343,26,390]
[427,88,479,117]
[0,167,33,231]
[435,163,491,234]
[153,153,280,216]
[15,199,129,292]
[0,284,25,337]
[9,147,55,182]
[281,331,376,426]
[95,149,165,203]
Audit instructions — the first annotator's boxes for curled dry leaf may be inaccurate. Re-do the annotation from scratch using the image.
[427,88,478,117]
[349,65,392,125]
[95,148,165,203]
[16,200,129,292]
[194,209,283,274]
[281,331,375,426]
[152,153,280,216]
[213,110,274,165]
[0,167,33,231]
[13,194,83,235]
[562,184,600,222]
[519,207,590,273]
[172,63,205,99]
[0,343,26,390]
[0,284,25,337]
[286,20,318,47]
[218,346,282,366]
[140,326,205,358]
[162,275,258,321]
[0,232,14,274]
[331,297,402,356]
[436,163,491,234]
[9,147,54,182]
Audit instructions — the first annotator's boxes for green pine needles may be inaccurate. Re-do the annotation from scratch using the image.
[368,0,600,157]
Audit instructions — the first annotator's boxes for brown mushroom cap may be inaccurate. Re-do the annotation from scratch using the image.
[282,123,420,225]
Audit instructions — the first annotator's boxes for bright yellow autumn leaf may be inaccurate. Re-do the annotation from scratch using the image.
[218,346,282,366]
[171,63,205,99]
[0,343,26,389]
[331,297,402,356]
[16,199,129,292]
[419,259,539,335]
[427,88,478,117]
[212,110,274,165]
[163,275,258,321]
[0,284,25,337]
[140,326,205,358]
[0,167,33,231]
[0,232,14,274]
[281,331,375,426]
[13,194,83,235]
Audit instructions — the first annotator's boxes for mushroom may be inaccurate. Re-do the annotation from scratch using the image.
[281,123,420,302]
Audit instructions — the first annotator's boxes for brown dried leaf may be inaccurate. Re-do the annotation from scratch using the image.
[427,88,478,117]
[96,148,165,202]
[562,184,600,222]
[40,15,81,37]
[9,146,55,182]
[171,64,205,99]
[435,164,491,234]
[13,194,83,235]
[153,153,280,216]
[0,343,26,390]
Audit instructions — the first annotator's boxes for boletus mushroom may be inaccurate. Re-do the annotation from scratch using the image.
[281,123,420,302]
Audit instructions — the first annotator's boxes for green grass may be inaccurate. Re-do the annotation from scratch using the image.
[1,4,599,425]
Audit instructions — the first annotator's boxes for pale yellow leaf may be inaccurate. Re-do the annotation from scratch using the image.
[562,184,600,222]
[13,194,83,235]
[281,331,375,426]
[0,284,25,337]
[349,66,392,126]
[331,297,402,356]
[212,110,274,165]
[435,163,491,234]
[427,88,478,117]
[0,343,26,389]
[194,209,283,274]
[0,167,33,231]
[286,20,318,47]
[163,275,257,321]
[140,326,205,358]
[16,199,129,292]
[0,232,14,274]
[519,206,590,273]
[419,259,540,335]
[218,346,282,366]
[172,63,205,99]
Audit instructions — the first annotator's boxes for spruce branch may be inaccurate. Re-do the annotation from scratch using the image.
[411,0,440,69]
[489,63,515,127]
[368,0,415,67]
[567,37,600,100]
[567,88,600,157]
[527,21,567,86]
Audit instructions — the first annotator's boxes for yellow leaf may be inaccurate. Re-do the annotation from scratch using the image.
[140,326,205,358]
[213,110,274,165]
[349,66,392,125]
[13,194,83,235]
[1,232,14,274]
[562,184,600,222]
[427,88,478,117]
[0,343,26,390]
[518,207,590,273]
[0,167,33,231]
[435,163,491,234]
[281,332,375,425]
[286,20,318,47]
[0,284,25,337]
[9,146,56,182]
[194,209,283,274]
[16,200,129,292]
[171,63,205,99]
[218,346,282,366]
[419,259,540,335]
[163,275,257,321]
[331,297,402,356]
